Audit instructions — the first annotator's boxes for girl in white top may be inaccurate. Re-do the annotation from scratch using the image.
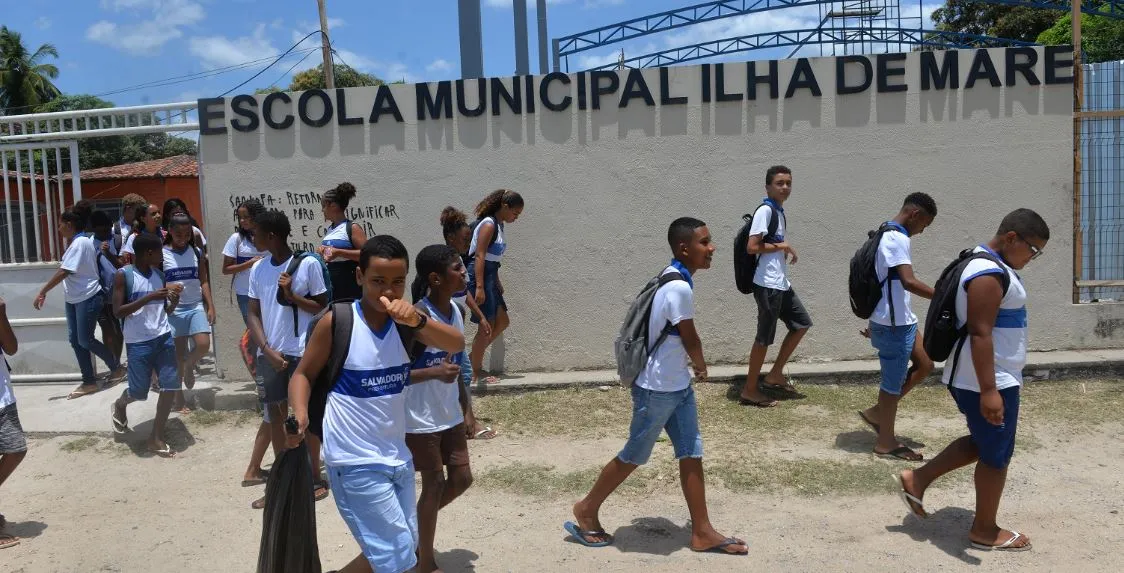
[221,199,267,323]
[120,203,164,264]
[163,214,214,409]
[466,189,525,386]
[317,182,368,302]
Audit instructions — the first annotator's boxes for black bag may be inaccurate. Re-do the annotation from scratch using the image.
[923,249,1010,378]
[848,223,896,321]
[733,204,781,295]
[257,441,321,573]
[277,251,333,336]
[305,300,420,440]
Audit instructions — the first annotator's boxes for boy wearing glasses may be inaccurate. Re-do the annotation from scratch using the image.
[896,209,1048,553]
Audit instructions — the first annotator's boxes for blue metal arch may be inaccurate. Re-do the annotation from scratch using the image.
[555,0,1124,61]
[584,27,1036,71]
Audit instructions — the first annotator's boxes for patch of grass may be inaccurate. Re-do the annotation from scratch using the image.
[709,455,969,496]
[474,460,677,498]
[234,410,260,427]
[1020,380,1124,428]
[60,436,100,453]
[188,409,227,427]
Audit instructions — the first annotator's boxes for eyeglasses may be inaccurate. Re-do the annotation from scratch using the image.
[1015,232,1043,261]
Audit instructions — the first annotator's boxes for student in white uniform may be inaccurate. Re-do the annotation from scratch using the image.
[162,198,208,253]
[405,245,475,573]
[120,203,163,265]
[288,235,465,573]
[90,210,125,368]
[317,182,367,302]
[897,209,1048,553]
[115,193,148,245]
[466,189,524,386]
[109,232,181,457]
[163,214,215,413]
[0,295,26,550]
[34,210,126,399]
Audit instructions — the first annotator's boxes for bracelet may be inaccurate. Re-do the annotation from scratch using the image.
[411,312,428,331]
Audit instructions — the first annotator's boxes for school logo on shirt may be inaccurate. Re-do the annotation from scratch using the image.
[413,351,448,369]
[335,364,410,398]
[165,267,199,281]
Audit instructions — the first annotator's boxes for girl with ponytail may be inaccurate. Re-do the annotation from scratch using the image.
[318,182,368,301]
[466,189,524,386]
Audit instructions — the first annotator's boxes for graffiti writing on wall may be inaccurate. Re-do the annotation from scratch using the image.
[227,191,400,251]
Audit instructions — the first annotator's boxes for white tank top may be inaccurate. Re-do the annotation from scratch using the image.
[404,300,465,433]
[321,220,353,249]
[322,301,413,467]
[122,266,172,344]
[163,245,202,307]
[468,216,506,263]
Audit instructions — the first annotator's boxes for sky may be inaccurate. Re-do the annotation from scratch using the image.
[5,0,941,121]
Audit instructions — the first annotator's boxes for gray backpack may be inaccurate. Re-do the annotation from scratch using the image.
[614,271,685,387]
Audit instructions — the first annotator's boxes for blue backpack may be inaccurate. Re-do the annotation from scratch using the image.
[278,251,333,336]
[120,264,166,303]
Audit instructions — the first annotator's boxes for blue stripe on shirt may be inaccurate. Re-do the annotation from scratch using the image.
[994,307,1027,329]
[333,365,410,398]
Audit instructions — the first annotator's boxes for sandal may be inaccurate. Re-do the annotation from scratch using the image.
[563,521,613,547]
[759,380,801,398]
[313,480,330,502]
[739,396,777,408]
[240,471,269,487]
[875,446,923,462]
[0,532,19,550]
[150,445,177,458]
[111,404,130,435]
[67,384,99,400]
[970,530,1032,552]
[894,473,929,519]
[691,536,748,555]
[471,426,498,440]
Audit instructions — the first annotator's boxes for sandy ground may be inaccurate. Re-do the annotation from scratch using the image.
[1,406,1122,573]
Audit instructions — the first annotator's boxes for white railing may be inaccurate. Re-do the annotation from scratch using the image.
[0,141,80,264]
[0,101,200,144]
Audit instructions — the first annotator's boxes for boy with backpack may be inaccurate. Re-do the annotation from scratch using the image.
[287,235,466,573]
[566,217,746,556]
[854,193,938,461]
[738,165,812,408]
[896,209,1048,553]
[109,233,182,457]
[245,209,330,509]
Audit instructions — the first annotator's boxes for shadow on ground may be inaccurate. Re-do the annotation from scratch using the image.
[4,520,47,539]
[434,548,480,572]
[114,417,196,457]
[834,430,926,454]
[885,507,982,565]
[595,516,692,556]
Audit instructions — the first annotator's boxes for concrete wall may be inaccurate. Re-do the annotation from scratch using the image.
[198,47,1124,379]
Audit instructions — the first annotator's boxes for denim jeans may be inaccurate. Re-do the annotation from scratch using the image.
[66,293,120,383]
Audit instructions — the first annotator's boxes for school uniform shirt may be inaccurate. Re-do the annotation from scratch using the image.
[942,246,1028,392]
[59,234,102,304]
[120,230,165,256]
[116,219,132,244]
[221,233,265,296]
[247,254,328,356]
[163,245,203,307]
[468,216,507,262]
[749,201,790,291]
[0,355,14,409]
[404,300,465,434]
[634,263,695,393]
[121,266,172,344]
[321,221,353,249]
[323,301,412,467]
[871,224,917,326]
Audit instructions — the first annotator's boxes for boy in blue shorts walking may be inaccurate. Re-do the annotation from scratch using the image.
[110,233,181,457]
[566,217,746,556]
[897,209,1048,552]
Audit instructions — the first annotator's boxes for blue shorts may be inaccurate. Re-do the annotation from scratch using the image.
[126,333,179,401]
[328,462,418,573]
[618,385,704,465]
[169,303,211,337]
[869,322,917,396]
[950,385,1021,469]
[236,294,251,324]
[466,260,507,324]
[458,350,472,388]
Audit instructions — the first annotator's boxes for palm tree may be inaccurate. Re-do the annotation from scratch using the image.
[0,26,61,116]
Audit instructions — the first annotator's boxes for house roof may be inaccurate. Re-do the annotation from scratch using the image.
[78,155,197,181]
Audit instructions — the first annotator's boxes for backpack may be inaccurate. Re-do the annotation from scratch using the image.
[923,249,1011,380]
[733,203,781,295]
[848,223,897,322]
[278,251,334,336]
[95,250,117,298]
[614,270,686,387]
[305,300,421,439]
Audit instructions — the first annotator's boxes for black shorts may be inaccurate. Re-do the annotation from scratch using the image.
[753,287,813,346]
[254,354,300,407]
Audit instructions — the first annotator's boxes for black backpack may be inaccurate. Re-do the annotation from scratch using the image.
[733,204,781,295]
[305,301,422,440]
[467,217,500,262]
[923,249,1011,379]
[848,223,897,322]
[278,251,334,336]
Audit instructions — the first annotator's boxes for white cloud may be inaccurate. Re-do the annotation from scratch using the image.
[189,23,277,69]
[87,0,205,55]
[35,17,51,30]
[426,58,453,73]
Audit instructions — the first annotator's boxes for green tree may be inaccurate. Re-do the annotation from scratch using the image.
[34,94,197,171]
[931,1,1061,42]
[288,63,383,91]
[0,26,61,115]
[1038,14,1124,63]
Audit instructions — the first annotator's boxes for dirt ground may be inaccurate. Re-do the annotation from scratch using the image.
[2,381,1122,572]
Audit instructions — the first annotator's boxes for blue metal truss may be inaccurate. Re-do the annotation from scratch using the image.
[584,27,1036,71]
[555,0,1124,60]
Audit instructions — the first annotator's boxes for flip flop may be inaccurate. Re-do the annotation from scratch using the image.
[691,536,748,555]
[67,384,99,400]
[473,426,498,440]
[150,445,177,458]
[739,397,778,408]
[858,410,881,433]
[111,404,130,435]
[252,495,267,510]
[876,446,923,462]
[563,521,612,547]
[479,376,501,385]
[759,380,801,398]
[970,531,1032,552]
[0,533,19,550]
[894,473,929,519]
[313,480,330,502]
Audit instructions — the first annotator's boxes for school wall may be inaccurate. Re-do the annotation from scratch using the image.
[197,47,1124,378]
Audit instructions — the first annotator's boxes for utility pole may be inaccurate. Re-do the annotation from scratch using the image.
[317,0,335,88]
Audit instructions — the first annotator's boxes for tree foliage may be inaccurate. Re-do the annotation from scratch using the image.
[0,26,61,115]
[287,63,383,91]
[931,1,1062,42]
[1038,14,1124,63]
[34,94,197,171]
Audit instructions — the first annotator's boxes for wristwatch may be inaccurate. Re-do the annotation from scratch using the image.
[411,312,428,330]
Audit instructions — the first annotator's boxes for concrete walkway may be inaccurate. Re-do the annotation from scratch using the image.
[13,348,1124,435]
